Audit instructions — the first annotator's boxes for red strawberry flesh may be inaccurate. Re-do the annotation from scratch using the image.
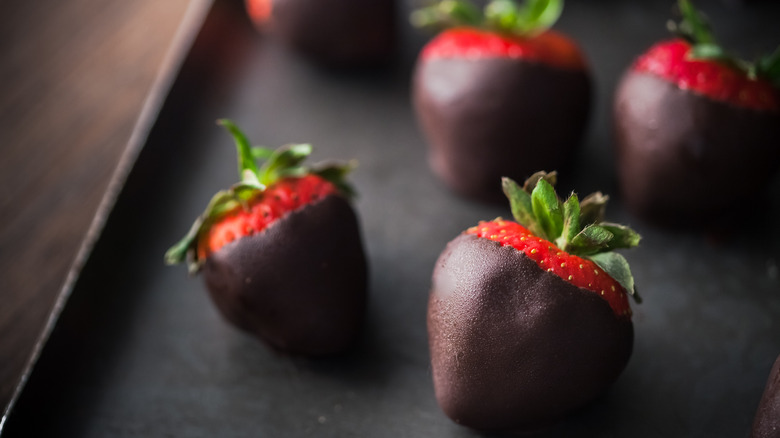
[420,27,587,71]
[246,0,272,25]
[633,39,778,111]
[467,220,631,318]
[198,175,338,259]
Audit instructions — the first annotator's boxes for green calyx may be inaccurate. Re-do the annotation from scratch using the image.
[164,119,356,273]
[411,0,563,37]
[502,172,641,301]
[669,0,780,86]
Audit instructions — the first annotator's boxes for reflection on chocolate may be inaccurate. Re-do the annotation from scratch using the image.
[413,57,591,202]
[752,355,780,438]
[203,195,367,356]
[614,71,780,227]
[428,234,633,432]
[260,0,395,66]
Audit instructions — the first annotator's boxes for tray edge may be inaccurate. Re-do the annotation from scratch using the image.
[0,0,216,432]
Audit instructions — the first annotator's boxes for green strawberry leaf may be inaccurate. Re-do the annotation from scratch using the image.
[503,172,640,258]
[578,191,608,225]
[165,189,239,272]
[218,119,259,177]
[502,177,536,230]
[569,224,613,255]
[588,252,641,302]
[689,42,726,61]
[757,45,780,84]
[251,147,275,161]
[600,222,642,251]
[502,172,642,307]
[522,170,557,193]
[258,143,313,186]
[231,178,264,210]
[485,0,520,32]
[531,178,563,241]
[239,169,264,190]
[410,0,482,29]
[164,215,204,269]
[412,0,563,37]
[515,0,562,36]
[675,0,716,45]
[557,192,580,249]
[312,161,358,198]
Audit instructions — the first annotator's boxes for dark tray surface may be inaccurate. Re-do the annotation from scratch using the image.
[4,0,780,436]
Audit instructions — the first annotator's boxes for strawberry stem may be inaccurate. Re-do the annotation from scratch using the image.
[218,119,260,179]
[531,178,563,241]
[558,193,580,249]
[673,0,715,45]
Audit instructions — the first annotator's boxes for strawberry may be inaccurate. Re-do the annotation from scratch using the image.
[244,0,395,66]
[165,120,367,356]
[614,0,780,227]
[428,172,640,431]
[752,354,780,438]
[411,0,591,201]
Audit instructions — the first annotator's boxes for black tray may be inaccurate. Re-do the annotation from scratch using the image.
[4,0,780,436]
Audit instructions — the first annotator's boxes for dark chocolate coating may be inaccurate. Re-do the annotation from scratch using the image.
[202,194,368,356]
[413,57,591,201]
[428,234,633,432]
[614,71,780,227]
[267,0,395,66]
[752,354,780,438]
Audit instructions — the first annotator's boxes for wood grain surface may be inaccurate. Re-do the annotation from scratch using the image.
[0,0,193,411]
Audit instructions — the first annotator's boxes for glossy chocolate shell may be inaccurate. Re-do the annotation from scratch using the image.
[428,234,633,431]
[614,70,780,227]
[413,57,591,201]
[263,0,395,66]
[752,354,780,438]
[202,194,367,356]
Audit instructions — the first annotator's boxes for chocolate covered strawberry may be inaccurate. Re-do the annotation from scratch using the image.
[166,120,367,356]
[245,0,395,66]
[614,0,780,227]
[412,0,591,201]
[428,172,640,431]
